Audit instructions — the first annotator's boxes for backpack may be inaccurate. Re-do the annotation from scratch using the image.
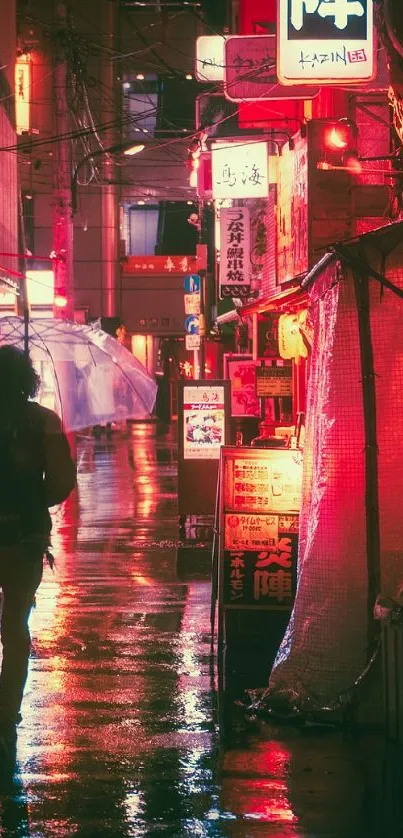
[0,402,50,546]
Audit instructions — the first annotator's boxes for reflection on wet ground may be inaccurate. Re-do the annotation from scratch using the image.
[0,424,395,836]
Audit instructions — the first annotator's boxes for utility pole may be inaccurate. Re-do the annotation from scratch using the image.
[52,2,74,320]
[101,0,119,318]
[17,190,30,353]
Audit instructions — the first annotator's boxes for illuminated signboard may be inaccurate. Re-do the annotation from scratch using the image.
[224,34,319,101]
[276,134,309,283]
[212,140,269,199]
[183,384,226,460]
[219,207,251,300]
[27,270,54,306]
[223,449,303,514]
[15,55,31,134]
[255,365,293,397]
[0,270,54,310]
[218,447,301,612]
[195,35,226,82]
[277,0,375,84]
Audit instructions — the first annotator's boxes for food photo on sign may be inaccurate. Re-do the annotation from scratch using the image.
[224,355,261,418]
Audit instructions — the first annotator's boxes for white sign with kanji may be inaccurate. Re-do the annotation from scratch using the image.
[211,140,269,199]
[277,0,375,84]
[219,206,251,300]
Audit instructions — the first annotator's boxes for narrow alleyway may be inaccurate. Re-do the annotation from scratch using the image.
[0,424,396,836]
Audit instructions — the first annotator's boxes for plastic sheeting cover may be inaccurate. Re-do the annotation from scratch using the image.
[263,244,403,716]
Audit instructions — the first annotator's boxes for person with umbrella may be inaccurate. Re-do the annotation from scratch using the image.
[0,346,76,761]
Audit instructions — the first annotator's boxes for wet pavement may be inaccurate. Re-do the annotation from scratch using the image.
[0,423,399,836]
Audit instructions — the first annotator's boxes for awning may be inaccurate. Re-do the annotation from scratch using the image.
[328,219,403,257]
[238,283,308,317]
[239,222,403,316]
[216,307,241,325]
[300,220,403,293]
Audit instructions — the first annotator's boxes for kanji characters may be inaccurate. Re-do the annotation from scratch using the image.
[254,569,292,602]
[290,0,365,32]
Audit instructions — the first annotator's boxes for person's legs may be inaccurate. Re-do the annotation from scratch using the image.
[0,547,43,726]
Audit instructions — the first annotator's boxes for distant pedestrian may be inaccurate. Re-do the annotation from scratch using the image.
[116,323,131,350]
[0,346,76,761]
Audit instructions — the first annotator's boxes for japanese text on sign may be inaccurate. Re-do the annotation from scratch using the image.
[220,207,251,300]
[255,366,293,398]
[225,513,278,551]
[224,34,319,102]
[278,0,374,84]
[289,0,366,35]
[212,140,269,199]
[123,255,198,275]
[224,517,298,608]
[224,452,302,513]
[183,385,225,460]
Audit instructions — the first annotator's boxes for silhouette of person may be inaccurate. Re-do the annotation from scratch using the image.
[0,346,76,760]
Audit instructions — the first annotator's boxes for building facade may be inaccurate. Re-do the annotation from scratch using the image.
[0,0,18,306]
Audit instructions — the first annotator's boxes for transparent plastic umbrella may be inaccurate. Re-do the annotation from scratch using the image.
[0,316,157,431]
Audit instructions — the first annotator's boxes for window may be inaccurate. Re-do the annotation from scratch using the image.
[129,205,159,255]
[123,75,159,139]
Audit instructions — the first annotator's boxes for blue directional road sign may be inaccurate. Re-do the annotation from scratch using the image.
[184,314,200,335]
[184,274,200,294]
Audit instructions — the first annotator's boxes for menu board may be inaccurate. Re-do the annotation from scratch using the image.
[183,384,226,460]
[255,365,293,398]
[218,447,302,613]
[223,450,302,513]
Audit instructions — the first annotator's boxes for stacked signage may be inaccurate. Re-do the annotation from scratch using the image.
[184,274,201,350]
[196,4,375,94]
[218,447,303,612]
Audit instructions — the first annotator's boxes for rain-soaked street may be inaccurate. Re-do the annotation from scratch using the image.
[1,423,398,837]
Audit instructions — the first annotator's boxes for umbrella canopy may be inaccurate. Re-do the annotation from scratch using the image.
[0,316,157,431]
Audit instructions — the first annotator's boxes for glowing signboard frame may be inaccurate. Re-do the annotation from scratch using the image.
[15,55,31,134]
[277,0,375,85]
[195,35,226,82]
[211,140,269,200]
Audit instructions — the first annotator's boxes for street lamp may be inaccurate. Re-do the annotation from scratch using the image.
[71,141,145,214]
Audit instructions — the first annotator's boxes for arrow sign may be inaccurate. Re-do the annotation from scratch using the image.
[185,314,200,335]
[184,274,201,293]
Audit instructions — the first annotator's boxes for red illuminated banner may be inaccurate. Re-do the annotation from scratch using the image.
[123,255,198,275]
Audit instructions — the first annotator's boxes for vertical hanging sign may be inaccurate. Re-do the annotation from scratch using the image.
[219,206,251,300]
[15,55,31,134]
[277,0,375,85]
